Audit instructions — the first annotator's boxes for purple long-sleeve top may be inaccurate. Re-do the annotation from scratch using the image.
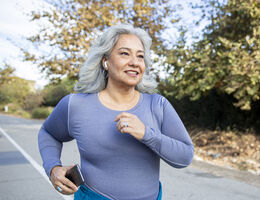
[38,93,194,200]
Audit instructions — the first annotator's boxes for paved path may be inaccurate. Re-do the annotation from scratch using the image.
[0,113,259,200]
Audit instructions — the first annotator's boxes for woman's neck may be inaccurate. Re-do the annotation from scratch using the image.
[106,84,136,102]
[99,84,139,110]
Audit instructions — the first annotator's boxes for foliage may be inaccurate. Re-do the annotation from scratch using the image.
[0,76,32,105]
[0,103,19,113]
[0,65,15,103]
[0,103,31,118]
[42,78,76,106]
[32,107,53,119]
[160,87,260,132]
[0,65,37,118]
[0,65,35,105]
[164,0,260,110]
[15,109,31,119]
[23,92,44,111]
[0,93,9,104]
[0,64,15,85]
[23,0,177,82]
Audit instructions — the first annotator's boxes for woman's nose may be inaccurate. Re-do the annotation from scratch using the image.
[129,55,139,67]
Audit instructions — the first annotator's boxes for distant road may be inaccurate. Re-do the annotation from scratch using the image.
[0,113,259,200]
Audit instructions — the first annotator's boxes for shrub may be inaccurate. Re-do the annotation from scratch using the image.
[16,109,31,118]
[0,92,10,104]
[0,77,31,104]
[42,84,68,106]
[4,103,20,113]
[42,78,75,107]
[23,92,43,111]
[163,89,260,133]
[32,107,53,119]
[0,103,31,118]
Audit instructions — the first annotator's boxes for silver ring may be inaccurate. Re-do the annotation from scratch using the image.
[57,186,62,192]
[123,121,128,128]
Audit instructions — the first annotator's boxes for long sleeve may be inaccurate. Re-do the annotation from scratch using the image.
[141,96,194,168]
[38,94,74,177]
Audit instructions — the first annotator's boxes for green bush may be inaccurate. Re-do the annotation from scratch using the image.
[0,77,31,105]
[4,103,20,113]
[32,107,53,119]
[42,84,68,106]
[42,78,75,107]
[162,89,260,133]
[0,92,10,104]
[16,109,31,118]
[0,103,31,118]
[23,92,43,111]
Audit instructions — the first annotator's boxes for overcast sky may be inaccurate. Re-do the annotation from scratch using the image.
[0,0,48,88]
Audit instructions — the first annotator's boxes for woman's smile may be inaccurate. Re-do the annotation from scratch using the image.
[125,70,139,77]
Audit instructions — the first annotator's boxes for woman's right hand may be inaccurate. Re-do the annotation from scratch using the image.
[50,165,79,195]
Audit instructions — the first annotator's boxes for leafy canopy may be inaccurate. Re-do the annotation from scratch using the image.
[23,0,177,82]
[164,0,260,110]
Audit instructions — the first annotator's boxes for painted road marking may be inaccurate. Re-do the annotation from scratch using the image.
[0,126,73,200]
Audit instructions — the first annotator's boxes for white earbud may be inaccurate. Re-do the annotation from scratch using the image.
[104,61,108,70]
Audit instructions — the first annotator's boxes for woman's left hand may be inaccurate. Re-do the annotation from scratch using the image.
[115,112,145,140]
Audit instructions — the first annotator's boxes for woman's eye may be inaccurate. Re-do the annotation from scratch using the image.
[120,52,129,56]
[138,55,144,59]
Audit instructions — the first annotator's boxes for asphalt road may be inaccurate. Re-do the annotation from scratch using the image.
[0,113,259,200]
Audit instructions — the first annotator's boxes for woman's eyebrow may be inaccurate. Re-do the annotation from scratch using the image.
[118,47,144,53]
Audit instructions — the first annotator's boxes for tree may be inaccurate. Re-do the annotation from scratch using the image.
[0,64,15,85]
[0,65,15,104]
[23,0,177,82]
[42,78,76,106]
[0,65,35,105]
[0,77,31,105]
[164,0,260,110]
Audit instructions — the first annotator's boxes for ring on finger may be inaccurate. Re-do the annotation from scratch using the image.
[123,121,128,128]
[57,186,63,193]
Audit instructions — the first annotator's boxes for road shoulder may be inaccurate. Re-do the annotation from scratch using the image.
[191,158,260,187]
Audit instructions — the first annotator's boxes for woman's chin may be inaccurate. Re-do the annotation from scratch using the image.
[123,80,141,88]
[108,77,142,89]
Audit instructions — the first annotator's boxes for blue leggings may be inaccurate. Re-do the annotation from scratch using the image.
[74,182,162,200]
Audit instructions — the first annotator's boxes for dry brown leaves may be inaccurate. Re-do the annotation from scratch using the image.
[189,127,260,174]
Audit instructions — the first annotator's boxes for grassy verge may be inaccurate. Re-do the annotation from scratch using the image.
[0,103,53,119]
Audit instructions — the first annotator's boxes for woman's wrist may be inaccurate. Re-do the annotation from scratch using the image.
[50,165,62,177]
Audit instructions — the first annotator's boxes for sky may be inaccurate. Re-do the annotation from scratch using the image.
[0,0,48,88]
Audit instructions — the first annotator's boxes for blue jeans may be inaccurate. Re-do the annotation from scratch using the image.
[74,182,162,200]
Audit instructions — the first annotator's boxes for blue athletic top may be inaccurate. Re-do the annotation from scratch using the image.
[38,93,194,200]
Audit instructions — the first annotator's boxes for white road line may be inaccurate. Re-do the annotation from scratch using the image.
[0,126,73,200]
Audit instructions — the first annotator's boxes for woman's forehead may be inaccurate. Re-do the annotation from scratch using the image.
[114,34,144,51]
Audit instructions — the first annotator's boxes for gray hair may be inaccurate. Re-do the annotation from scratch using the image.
[74,24,157,93]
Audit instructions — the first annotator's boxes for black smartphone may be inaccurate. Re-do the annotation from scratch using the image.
[65,164,85,186]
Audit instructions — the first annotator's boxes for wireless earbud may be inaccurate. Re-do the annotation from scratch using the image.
[104,61,108,70]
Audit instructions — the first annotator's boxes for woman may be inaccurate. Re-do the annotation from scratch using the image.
[38,24,194,200]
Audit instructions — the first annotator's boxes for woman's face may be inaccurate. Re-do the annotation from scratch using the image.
[105,34,146,89]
